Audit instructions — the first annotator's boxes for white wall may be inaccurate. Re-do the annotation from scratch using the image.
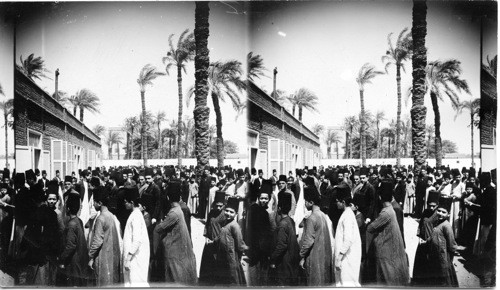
[321,157,478,169]
[102,158,246,169]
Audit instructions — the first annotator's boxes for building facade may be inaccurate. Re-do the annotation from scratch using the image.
[247,81,321,177]
[480,65,496,171]
[14,69,102,178]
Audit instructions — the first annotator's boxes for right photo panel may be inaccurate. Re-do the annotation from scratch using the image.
[246,1,496,287]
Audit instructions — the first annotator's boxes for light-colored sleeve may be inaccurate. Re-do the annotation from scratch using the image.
[339,213,355,255]
[128,214,143,256]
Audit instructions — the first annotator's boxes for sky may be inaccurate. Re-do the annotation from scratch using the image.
[249,1,497,156]
[0,11,14,159]
[15,2,248,156]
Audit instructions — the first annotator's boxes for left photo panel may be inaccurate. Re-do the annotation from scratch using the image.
[5,2,249,287]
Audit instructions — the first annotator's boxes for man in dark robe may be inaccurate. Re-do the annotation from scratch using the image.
[269,192,300,286]
[365,181,409,286]
[153,181,197,286]
[142,168,161,225]
[414,168,428,218]
[198,167,211,219]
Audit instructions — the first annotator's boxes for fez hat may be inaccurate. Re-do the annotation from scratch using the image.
[47,180,60,195]
[258,169,263,174]
[379,181,393,202]
[278,192,292,212]
[427,190,440,204]
[93,186,109,203]
[90,177,101,188]
[359,167,369,176]
[353,170,360,177]
[451,168,461,178]
[167,181,181,201]
[465,182,475,189]
[226,197,239,210]
[307,169,314,175]
[64,176,72,183]
[41,170,47,175]
[461,167,468,174]
[372,168,378,175]
[260,179,273,195]
[337,185,352,202]
[66,194,81,214]
[91,170,98,176]
[14,173,25,188]
[81,169,89,177]
[480,172,491,188]
[145,168,154,177]
[214,190,226,204]
[227,172,235,180]
[442,171,451,179]
[0,183,8,190]
[304,186,320,203]
[279,175,287,183]
[237,169,244,177]
[3,168,10,179]
[124,186,140,203]
[396,171,404,179]
[469,167,476,178]
[35,169,40,175]
[25,169,36,181]
[438,196,452,212]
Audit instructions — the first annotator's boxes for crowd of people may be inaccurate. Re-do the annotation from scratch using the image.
[0,163,496,287]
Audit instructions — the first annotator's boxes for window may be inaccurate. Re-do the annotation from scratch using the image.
[51,139,67,177]
[28,131,41,148]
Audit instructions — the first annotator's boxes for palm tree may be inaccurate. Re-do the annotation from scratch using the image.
[425,124,434,158]
[247,52,267,81]
[71,89,100,122]
[137,64,165,166]
[325,129,341,159]
[426,59,470,167]
[162,122,178,158]
[124,116,139,159]
[382,28,412,167]
[0,83,3,96]
[374,110,386,158]
[163,29,196,167]
[52,90,68,106]
[187,60,245,167]
[455,98,480,166]
[342,115,359,159]
[356,63,384,166]
[181,116,195,158]
[312,124,324,136]
[286,88,319,122]
[17,53,51,81]
[0,98,13,167]
[92,124,106,136]
[194,2,211,168]
[411,0,428,174]
[154,111,166,159]
[401,115,412,157]
[107,131,123,160]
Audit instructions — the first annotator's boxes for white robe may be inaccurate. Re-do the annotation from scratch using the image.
[334,207,362,287]
[123,208,150,287]
[294,180,306,239]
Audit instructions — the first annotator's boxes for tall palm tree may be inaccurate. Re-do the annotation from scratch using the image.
[92,124,106,136]
[154,111,166,159]
[325,129,341,159]
[342,115,359,159]
[0,98,13,167]
[163,29,196,167]
[401,115,412,157]
[107,131,123,160]
[286,88,319,122]
[382,27,412,167]
[455,98,480,166]
[374,110,386,158]
[181,116,195,158]
[411,0,428,174]
[247,52,267,81]
[194,1,211,168]
[162,122,177,158]
[312,124,324,136]
[356,63,384,166]
[71,89,100,122]
[425,124,435,158]
[426,59,470,167]
[187,60,245,167]
[137,64,165,166]
[17,53,51,81]
[124,116,139,159]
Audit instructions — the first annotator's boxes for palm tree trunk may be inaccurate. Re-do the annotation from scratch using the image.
[130,128,135,159]
[212,92,224,167]
[194,0,211,168]
[359,89,366,166]
[169,139,172,159]
[470,112,474,167]
[298,105,303,122]
[4,114,8,167]
[349,129,353,159]
[158,124,161,159]
[376,123,380,158]
[411,0,428,175]
[79,107,84,122]
[292,104,296,117]
[140,90,148,165]
[73,106,77,116]
[430,92,442,167]
[117,143,120,160]
[327,146,331,159]
[345,132,349,159]
[108,143,112,160]
[395,64,402,167]
[336,141,339,159]
[177,65,183,166]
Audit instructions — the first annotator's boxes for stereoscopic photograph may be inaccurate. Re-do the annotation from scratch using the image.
[0,0,496,288]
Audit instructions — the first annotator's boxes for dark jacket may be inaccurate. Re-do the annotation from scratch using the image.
[269,216,300,286]
[246,203,272,265]
[60,216,89,286]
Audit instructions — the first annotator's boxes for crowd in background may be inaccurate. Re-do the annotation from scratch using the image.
[0,163,496,287]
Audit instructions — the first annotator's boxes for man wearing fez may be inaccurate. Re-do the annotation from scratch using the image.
[449,168,465,238]
[153,181,197,285]
[278,174,296,219]
[206,176,218,220]
[58,194,89,286]
[123,187,150,287]
[426,196,459,287]
[88,187,122,287]
[270,169,279,193]
[246,180,273,286]
[365,181,409,286]
[354,167,377,225]
[22,182,61,285]
[299,185,334,286]
[142,167,160,225]
[334,186,362,287]
[47,180,66,260]
[393,171,406,206]
[199,190,226,285]
[198,166,212,219]
[269,191,300,286]
[234,169,248,221]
